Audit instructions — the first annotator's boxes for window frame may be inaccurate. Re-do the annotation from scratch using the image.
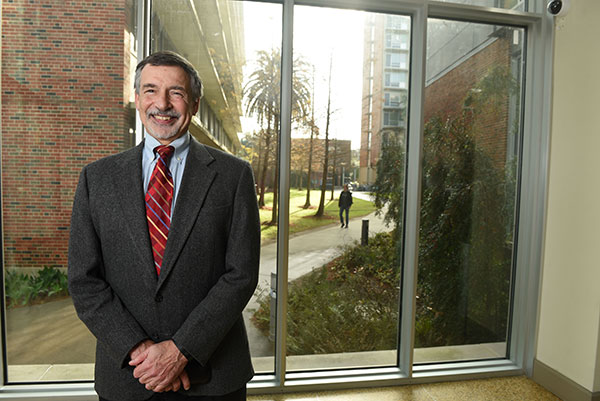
[0,0,553,398]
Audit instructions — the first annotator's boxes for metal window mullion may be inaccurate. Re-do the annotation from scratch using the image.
[275,0,294,388]
[427,1,539,26]
[0,0,5,387]
[398,3,427,378]
[135,0,151,146]
[509,14,552,376]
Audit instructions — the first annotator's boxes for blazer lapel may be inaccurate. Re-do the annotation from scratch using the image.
[113,143,158,289]
[156,139,216,291]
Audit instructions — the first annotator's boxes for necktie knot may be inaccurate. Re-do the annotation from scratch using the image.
[155,145,175,162]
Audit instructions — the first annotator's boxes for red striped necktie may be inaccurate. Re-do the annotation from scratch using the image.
[145,145,175,276]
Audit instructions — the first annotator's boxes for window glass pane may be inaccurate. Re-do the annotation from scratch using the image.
[415,19,524,364]
[386,52,408,69]
[2,0,138,382]
[279,6,409,372]
[151,0,282,375]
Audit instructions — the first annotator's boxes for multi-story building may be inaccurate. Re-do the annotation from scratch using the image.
[359,14,410,185]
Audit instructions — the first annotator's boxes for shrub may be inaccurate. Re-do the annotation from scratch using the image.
[5,266,69,308]
[253,232,401,355]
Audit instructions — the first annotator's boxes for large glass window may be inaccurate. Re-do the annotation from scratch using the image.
[278,5,410,372]
[150,0,282,375]
[414,19,524,364]
[2,0,138,382]
[1,0,545,396]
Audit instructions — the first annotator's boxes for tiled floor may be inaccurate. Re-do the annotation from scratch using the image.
[248,376,561,401]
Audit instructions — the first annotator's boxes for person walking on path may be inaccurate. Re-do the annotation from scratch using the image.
[338,184,353,228]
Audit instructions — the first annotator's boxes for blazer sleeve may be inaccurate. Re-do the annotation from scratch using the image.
[171,162,260,365]
[68,166,149,367]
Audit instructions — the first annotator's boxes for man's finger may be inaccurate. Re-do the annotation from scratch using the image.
[180,370,191,391]
[169,378,180,393]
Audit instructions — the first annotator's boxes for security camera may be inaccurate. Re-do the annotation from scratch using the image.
[547,0,570,16]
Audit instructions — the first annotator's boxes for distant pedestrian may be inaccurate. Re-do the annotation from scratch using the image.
[339,184,353,228]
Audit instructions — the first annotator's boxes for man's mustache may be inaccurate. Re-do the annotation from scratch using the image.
[147,109,181,119]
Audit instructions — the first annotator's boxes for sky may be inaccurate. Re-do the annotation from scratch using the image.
[241,2,366,150]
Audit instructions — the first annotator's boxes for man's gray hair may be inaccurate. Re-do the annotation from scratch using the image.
[134,51,203,102]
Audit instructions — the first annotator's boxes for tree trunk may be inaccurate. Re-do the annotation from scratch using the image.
[330,139,337,201]
[258,115,273,208]
[303,122,315,209]
[303,69,316,209]
[315,58,333,217]
[255,129,263,203]
[270,114,280,225]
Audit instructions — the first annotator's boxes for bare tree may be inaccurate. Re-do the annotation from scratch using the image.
[315,57,334,217]
[303,67,317,209]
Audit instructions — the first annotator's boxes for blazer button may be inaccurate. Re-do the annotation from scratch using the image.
[155,294,163,303]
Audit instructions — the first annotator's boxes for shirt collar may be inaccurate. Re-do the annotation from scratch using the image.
[144,131,190,161]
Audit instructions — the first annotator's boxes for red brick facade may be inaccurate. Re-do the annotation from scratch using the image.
[423,36,512,166]
[2,0,133,271]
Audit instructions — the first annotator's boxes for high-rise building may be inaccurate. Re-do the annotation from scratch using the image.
[359,14,410,185]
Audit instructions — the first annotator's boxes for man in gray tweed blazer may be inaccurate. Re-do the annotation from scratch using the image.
[68,51,260,401]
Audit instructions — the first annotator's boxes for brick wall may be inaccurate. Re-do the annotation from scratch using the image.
[2,0,132,272]
[423,36,512,166]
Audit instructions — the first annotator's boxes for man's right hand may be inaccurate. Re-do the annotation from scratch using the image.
[129,339,190,392]
[130,339,155,361]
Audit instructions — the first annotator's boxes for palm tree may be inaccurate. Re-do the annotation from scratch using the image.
[244,48,312,224]
[244,50,279,208]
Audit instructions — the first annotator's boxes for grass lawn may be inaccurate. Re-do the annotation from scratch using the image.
[259,189,376,243]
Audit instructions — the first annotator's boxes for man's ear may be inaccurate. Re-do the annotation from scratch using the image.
[192,98,200,115]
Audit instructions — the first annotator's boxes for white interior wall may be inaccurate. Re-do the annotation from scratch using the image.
[537,0,600,392]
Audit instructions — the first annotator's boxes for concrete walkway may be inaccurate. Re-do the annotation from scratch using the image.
[5,192,391,365]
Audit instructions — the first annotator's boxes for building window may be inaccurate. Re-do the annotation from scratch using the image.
[385,71,408,88]
[415,18,525,364]
[1,0,139,382]
[383,109,403,127]
[384,91,406,108]
[385,32,409,49]
[0,0,548,396]
[385,51,408,69]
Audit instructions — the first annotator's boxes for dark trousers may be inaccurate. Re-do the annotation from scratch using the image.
[99,386,246,401]
[339,207,349,226]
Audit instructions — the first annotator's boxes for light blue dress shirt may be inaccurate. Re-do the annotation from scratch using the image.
[142,131,190,215]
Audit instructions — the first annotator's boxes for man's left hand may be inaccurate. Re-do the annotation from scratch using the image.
[129,340,189,392]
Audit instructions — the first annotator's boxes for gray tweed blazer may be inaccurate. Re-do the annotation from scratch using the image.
[68,138,260,400]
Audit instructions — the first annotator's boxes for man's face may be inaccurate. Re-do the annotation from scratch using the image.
[135,64,199,145]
